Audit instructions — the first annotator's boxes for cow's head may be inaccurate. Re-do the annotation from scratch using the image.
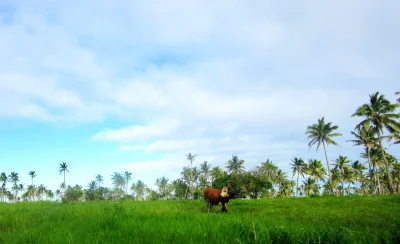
[220,186,229,198]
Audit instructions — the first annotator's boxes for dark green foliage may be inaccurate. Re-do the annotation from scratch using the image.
[62,185,84,202]
[212,172,273,199]
[1,195,399,244]
[212,172,230,189]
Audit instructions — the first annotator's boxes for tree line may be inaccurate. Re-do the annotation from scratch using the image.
[1,91,399,202]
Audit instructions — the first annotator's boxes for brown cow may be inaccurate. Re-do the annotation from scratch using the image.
[203,186,230,213]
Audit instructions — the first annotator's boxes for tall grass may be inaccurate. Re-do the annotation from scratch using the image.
[1,195,399,243]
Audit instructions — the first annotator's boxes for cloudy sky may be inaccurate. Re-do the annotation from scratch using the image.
[0,0,399,193]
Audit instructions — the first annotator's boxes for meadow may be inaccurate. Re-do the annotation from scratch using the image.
[1,195,400,244]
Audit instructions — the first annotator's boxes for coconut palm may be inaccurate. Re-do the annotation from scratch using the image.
[352,92,400,194]
[26,185,35,201]
[36,184,47,200]
[200,161,212,185]
[8,172,19,201]
[156,177,170,199]
[226,155,245,174]
[352,160,366,193]
[391,163,400,193]
[347,125,377,193]
[58,162,69,191]
[131,180,147,200]
[274,169,288,188]
[307,159,327,184]
[124,171,133,195]
[111,172,126,199]
[181,166,193,199]
[95,174,104,189]
[186,153,196,166]
[369,148,384,194]
[259,159,278,181]
[88,181,97,190]
[290,158,306,197]
[210,166,224,186]
[396,91,400,103]
[306,117,342,186]
[334,155,351,195]
[303,178,317,197]
[185,152,196,198]
[17,184,24,200]
[0,172,7,202]
[191,167,200,190]
[45,189,54,200]
[343,166,355,195]
[28,171,37,201]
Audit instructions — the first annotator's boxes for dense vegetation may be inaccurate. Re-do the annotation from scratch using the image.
[0,91,399,202]
[1,195,399,243]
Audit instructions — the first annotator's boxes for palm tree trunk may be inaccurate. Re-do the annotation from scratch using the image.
[367,148,374,194]
[296,173,299,197]
[32,178,35,202]
[377,130,394,194]
[341,168,345,196]
[376,167,381,195]
[322,141,332,187]
[355,175,358,194]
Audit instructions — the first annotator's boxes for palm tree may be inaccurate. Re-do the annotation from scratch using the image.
[191,167,200,191]
[131,180,147,200]
[290,158,306,197]
[59,162,69,190]
[0,172,7,202]
[95,174,104,189]
[260,159,278,180]
[303,178,317,197]
[45,189,54,200]
[275,169,288,188]
[307,159,327,184]
[8,172,19,201]
[28,171,37,201]
[88,181,97,190]
[306,117,342,186]
[352,160,366,193]
[369,148,384,194]
[347,125,377,193]
[343,167,355,195]
[396,91,400,103]
[36,184,47,200]
[18,184,24,199]
[186,153,196,166]
[334,155,351,195]
[210,166,224,186]
[26,185,35,201]
[200,161,212,185]
[185,152,196,198]
[111,172,125,199]
[124,171,133,195]
[352,92,400,194]
[156,177,170,199]
[226,155,245,174]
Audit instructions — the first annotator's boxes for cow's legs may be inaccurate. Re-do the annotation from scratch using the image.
[221,202,228,213]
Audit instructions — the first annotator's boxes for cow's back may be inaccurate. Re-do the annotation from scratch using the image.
[204,187,222,205]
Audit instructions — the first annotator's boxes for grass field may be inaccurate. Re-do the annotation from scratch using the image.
[1,195,399,244]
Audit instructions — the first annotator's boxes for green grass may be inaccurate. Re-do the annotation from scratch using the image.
[1,195,399,244]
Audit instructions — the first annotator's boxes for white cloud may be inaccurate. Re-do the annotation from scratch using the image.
[93,118,181,142]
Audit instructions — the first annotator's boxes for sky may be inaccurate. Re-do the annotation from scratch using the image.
[0,0,399,194]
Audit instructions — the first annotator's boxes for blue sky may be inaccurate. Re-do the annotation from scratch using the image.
[0,0,399,193]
